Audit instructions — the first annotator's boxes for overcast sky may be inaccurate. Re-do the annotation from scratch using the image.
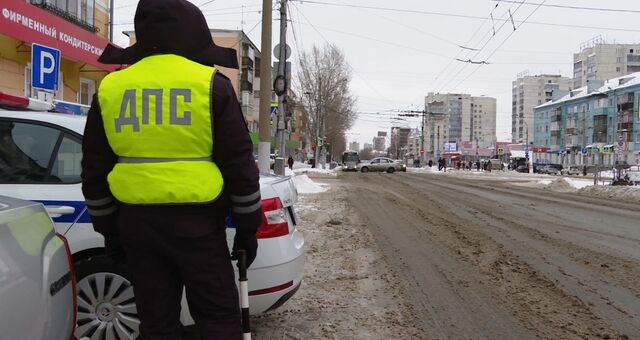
[112,0,640,147]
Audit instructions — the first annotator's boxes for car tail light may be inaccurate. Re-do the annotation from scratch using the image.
[56,233,77,339]
[256,197,289,239]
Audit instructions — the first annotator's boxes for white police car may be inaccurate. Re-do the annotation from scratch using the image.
[0,94,304,340]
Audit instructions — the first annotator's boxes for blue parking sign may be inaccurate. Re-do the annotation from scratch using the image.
[31,43,61,92]
[581,147,588,156]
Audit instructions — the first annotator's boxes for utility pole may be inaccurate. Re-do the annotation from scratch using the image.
[273,0,288,175]
[257,0,273,173]
[314,81,322,168]
[109,0,114,42]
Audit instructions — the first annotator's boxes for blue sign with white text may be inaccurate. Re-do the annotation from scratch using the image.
[31,43,61,92]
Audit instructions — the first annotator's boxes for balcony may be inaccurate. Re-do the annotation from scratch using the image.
[550,130,561,138]
[565,127,576,135]
[242,56,254,68]
[30,0,97,33]
[240,80,253,92]
[619,122,634,132]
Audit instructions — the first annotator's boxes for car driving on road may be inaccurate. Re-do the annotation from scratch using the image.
[358,157,406,173]
[0,108,304,339]
[0,196,76,340]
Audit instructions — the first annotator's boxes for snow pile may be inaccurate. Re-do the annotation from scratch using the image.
[293,174,328,194]
[545,178,576,192]
[293,167,337,178]
[563,178,593,189]
[578,185,640,203]
[407,166,442,174]
[537,179,553,185]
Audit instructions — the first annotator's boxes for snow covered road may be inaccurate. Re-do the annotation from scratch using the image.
[344,172,639,339]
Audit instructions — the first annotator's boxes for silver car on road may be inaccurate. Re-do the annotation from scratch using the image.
[358,157,406,173]
[0,196,76,340]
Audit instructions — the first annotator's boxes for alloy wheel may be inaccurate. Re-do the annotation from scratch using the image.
[74,272,140,340]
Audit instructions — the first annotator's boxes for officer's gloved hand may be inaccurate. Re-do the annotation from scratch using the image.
[104,235,127,264]
[231,231,258,268]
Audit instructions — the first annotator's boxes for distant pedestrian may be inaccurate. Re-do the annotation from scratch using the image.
[468,160,473,171]
[428,159,433,168]
[287,155,294,170]
[487,160,492,172]
[582,165,587,176]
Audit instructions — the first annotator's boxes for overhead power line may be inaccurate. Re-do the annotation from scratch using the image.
[292,0,640,33]
[450,0,548,91]
[491,0,640,14]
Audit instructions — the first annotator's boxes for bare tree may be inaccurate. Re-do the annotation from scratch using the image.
[294,44,356,164]
[359,147,373,161]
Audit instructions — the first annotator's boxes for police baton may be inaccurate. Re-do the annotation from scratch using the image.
[237,249,252,340]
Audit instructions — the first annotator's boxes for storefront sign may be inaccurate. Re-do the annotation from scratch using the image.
[1,1,116,71]
[532,147,548,153]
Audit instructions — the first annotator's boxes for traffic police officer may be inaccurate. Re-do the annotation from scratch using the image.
[81,0,261,339]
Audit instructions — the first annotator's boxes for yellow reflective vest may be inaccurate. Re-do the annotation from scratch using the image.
[98,54,224,204]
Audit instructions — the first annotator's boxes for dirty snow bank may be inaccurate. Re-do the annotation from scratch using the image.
[578,185,640,203]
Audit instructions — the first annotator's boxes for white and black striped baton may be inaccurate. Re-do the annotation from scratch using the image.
[237,249,252,340]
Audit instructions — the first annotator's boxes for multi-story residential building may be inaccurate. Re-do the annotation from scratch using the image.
[363,143,373,150]
[373,135,385,152]
[425,92,497,160]
[0,0,114,112]
[573,36,640,89]
[470,96,497,149]
[406,128,421,159]
[512,73,571,144]
[389,126,411,159]
[534,72,640,166]
[349,141,359,152]
[126,29,262,132]
[424,99,448,160]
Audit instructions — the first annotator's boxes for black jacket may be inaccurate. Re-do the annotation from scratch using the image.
[81,71,261,237]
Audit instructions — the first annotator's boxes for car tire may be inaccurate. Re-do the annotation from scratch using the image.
[361,167,369,173]
[74,255,140,340]
[387,167,395,173]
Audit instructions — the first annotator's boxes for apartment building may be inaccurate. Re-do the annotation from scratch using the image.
[424,92,497,159]
[512,73,571,144]
[389,126,411,159]
[573,36,640,89]
[349,141,359,152]
[534,73,640,166]
[373,135,385,152]
[470,96,497,149]
[0,0,113,112]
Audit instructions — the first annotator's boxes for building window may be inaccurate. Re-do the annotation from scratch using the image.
[33,0,97,31]
[79,78,96,105]
[616,67,621,72]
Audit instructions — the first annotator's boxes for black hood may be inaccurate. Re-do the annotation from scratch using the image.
[98,0,239,69]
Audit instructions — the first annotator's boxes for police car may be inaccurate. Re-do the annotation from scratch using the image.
[0,93,304,340]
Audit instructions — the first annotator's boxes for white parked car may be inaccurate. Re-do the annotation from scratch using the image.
[357,157,406,173]
[0,109,304,340]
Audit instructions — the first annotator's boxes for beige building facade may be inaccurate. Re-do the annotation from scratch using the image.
[424,92,497,159]
[512,73,571,144]
[573,37,640,89]
[0,0,113,111]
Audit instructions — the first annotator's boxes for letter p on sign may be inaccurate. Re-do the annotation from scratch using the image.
[31,43,61,92]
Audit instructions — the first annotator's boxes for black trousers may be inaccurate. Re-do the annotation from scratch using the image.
[117,205,242,340]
